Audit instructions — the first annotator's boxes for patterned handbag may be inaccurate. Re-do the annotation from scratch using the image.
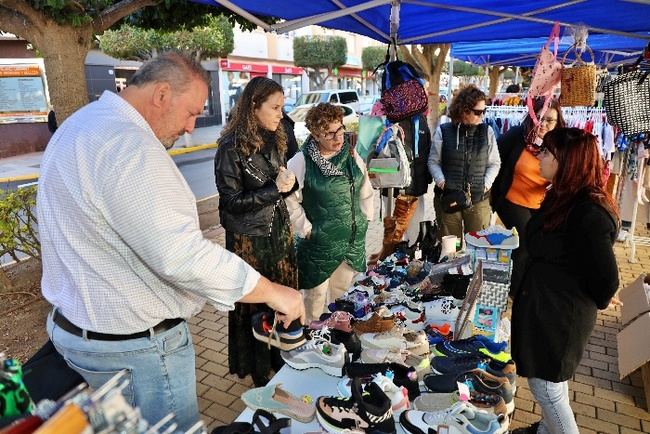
[380,62,428,123]
[526,23,562,126]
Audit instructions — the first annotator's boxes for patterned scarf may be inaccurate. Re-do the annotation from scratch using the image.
[305,136,346,177]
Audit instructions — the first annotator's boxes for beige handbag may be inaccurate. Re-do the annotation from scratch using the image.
[560,44,597,107]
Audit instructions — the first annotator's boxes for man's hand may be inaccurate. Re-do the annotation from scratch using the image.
[437,180,445,190]
[276,167,296,193]
[267,283,305,327]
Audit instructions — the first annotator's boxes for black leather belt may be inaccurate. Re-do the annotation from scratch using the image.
[52,310,184,341]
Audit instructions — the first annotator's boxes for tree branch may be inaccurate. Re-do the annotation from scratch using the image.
[0,6,37,40]
[412,45,432,78]
[93,0,160,33]
[0,0,43,25]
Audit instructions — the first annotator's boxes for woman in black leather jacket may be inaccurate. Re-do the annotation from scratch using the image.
[214,77,298,386]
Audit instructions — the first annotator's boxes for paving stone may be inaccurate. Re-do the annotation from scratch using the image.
[201,374,235,392]
[196,369,208,382]
[612,382,647,400]
[574,391,616,411]
[197,382,210,397]
[593,385,637,405]
[200,328,226,342]
[511,409,540,425]
[229,398,247,413]
[515,397,534,412]
[199,337,227,352]
[580,357,609,371]
[567,380,594,396]
[570,401,596,418]
[589,351,619,365]
[203,402,238,424]
[642,419,650,432]
[593,366,630,383]
[575,365,592,376]
[621,427,646,434]
[229,382,251,398]
[201,348,228,365]
[573,372,612,390]
[616,401,650,421]
[576,414,619,434]
[203,388,238,407]
[598,408,643,430]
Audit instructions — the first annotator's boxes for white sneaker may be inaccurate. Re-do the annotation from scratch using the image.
[400,401,506,434]
[360,328,429,356]
[424,296,461,324]
[281,328,347,377]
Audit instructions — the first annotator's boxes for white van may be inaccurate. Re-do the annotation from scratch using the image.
[294,90,360,113]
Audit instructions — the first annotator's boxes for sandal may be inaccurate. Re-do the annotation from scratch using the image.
[211,409,290,434]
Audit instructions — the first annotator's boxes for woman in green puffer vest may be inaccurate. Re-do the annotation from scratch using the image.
[285,103,374,321]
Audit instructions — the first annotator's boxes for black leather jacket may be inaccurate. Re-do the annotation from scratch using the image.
[214,131,292,236]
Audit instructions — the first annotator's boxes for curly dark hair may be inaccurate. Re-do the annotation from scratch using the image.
[305,103,344,138]
[221,76,287,157]
[521,97,566,143]
[448,85,486,124]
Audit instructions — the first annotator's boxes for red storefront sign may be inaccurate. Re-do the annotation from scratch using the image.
[271,65,304,75]
[219,59,268,74]
[338,67,362,77]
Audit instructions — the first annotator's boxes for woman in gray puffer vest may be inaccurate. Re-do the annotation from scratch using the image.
[428,85,501,240]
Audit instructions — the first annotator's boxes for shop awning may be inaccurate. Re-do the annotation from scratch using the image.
[195,0,650,45]
[451,32,649,67]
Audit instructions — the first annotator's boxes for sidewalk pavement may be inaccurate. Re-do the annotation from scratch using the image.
[0,124,224,183]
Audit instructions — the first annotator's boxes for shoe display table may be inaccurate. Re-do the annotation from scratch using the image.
[235,365,409,433]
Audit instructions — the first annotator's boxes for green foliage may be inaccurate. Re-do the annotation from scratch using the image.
[362,46,386,71]
[23,0,113,26]
[293,35,347,69]
[99,15,234,61]
[0,187,40,262]
[125,0,277,32]
[445,60,482,77]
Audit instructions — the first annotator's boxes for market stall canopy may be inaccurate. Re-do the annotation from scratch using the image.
[196,0,650,45]
[451,33,650,67]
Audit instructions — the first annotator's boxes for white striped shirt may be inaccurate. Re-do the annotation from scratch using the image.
[38,91,260,334]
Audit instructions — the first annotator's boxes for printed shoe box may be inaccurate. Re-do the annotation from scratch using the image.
[617,312,650,379]
[618,273,650,327]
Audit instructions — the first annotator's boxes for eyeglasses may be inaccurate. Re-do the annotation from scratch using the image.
[323,125,346,140]
[540,117,558,125]
[469,108,486,116]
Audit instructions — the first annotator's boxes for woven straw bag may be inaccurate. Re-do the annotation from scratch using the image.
[560,45,597,107]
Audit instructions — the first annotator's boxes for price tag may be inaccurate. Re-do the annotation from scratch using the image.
[457,381,471,401]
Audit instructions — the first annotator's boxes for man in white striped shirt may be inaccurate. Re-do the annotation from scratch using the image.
[38,53,305,430]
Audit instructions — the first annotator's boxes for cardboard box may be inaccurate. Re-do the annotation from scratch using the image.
[618,274,650,327]
[617,312,650,379]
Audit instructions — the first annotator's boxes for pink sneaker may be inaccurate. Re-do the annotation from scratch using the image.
[308,311,354,333]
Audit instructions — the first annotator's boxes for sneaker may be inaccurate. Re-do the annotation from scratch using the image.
[241,383,316,423]
[361,348,430,377]
[432,335,507,358]
[281,328,347,377]
[329,328,362,362]
[316,377,396,434]
[399,401,505,434]
[456,371,514,415]
[430,357,517,390]
[353,312,396,335]
[414,391,508,417]
[251,311,306,351]
[423,369,509,395]
[345,362,420,401]
[387,301,426,331]
[337,373,410,414]
[360,328,429,356]
[309,311,354,333]
[423,296,461,324]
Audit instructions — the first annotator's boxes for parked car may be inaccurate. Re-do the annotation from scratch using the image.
[358,95,381,115]
[294,90,360,113]
[288,103,360,145]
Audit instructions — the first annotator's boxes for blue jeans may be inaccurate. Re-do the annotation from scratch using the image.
[528,377,579,434]
[47,312,199,431]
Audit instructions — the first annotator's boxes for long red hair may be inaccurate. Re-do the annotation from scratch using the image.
[541,127,618,231]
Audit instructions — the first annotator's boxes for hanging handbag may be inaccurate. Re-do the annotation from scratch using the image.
[526,23,562,125]
[603,44,650,136]
[560,44,597,107]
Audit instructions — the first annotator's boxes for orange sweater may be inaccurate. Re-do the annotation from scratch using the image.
[505,149,549,209]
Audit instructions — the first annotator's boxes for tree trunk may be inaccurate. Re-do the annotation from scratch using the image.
[33,24,94,122]
[488,66,502,99]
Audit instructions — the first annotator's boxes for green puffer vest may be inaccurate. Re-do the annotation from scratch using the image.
[297,141,368,289]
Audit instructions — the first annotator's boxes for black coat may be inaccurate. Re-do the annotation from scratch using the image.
[491,125,526,210]
[214,131,292,236]
[511,194,619,382]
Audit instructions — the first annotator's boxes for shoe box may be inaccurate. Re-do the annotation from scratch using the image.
[618,273,650,327]
[616,274,650,401]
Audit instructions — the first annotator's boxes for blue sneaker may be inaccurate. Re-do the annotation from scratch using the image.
[432,335,507,358]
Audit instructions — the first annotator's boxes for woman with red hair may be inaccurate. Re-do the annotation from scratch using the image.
[511,128,619,434]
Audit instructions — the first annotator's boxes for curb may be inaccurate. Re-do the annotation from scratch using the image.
[0,143,219,184]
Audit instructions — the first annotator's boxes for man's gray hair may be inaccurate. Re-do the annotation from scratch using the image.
[127,52,210,92]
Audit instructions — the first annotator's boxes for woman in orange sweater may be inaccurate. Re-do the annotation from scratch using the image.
[491,98,565,295]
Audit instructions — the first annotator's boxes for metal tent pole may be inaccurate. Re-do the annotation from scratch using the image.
[385,0,401,218]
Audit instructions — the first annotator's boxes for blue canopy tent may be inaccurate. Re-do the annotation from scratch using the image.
[451,33,650,67]
[197,0,650,45]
